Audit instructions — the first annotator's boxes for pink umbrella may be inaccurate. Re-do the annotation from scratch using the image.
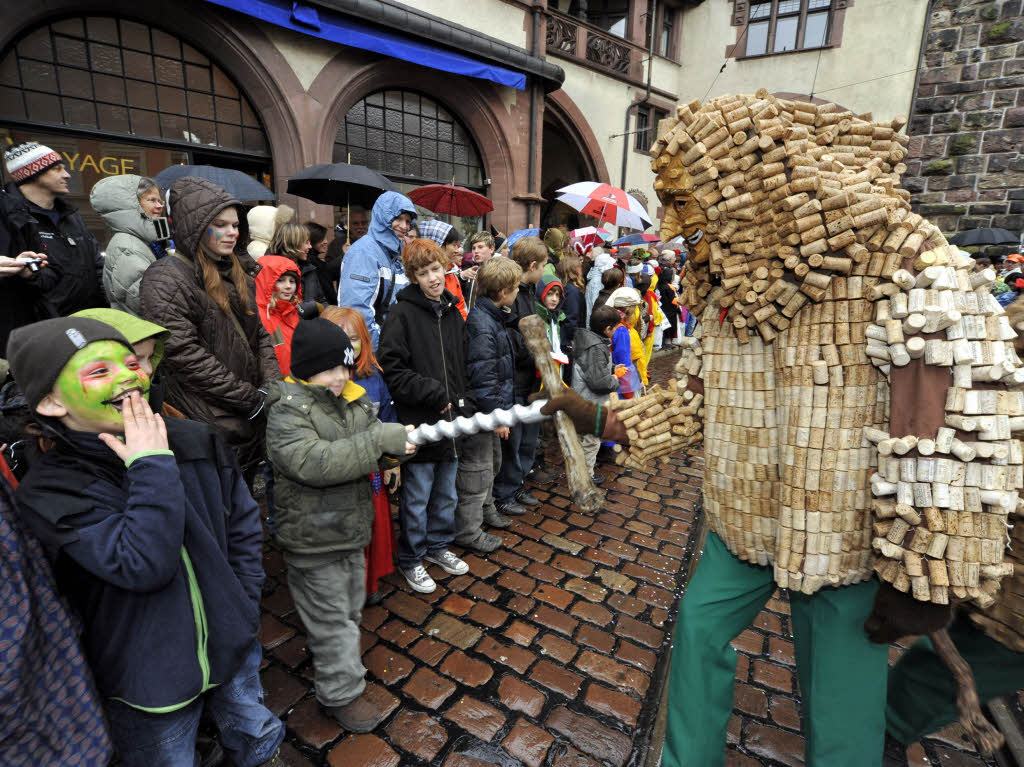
[570,226,613,249]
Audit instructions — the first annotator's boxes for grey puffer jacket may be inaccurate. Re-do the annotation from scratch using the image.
[92,174,167,314]
[139,177,279,474]
[265,379,409,554]
[572,327,618,402]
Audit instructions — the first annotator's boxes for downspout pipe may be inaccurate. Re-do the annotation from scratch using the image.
[527,0,543,227]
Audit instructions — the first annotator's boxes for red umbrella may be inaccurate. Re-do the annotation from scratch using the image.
[408,183,494,217]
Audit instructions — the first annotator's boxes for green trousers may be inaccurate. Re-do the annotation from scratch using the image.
[886,615,1024,744]
[663,531,889,767]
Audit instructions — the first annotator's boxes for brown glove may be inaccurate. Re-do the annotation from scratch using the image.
[528,388,607,436]
[864,581,952,644]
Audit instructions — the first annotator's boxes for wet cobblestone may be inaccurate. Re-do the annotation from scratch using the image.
[259,349,996,766]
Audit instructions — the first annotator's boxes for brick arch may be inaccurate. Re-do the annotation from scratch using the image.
[0,0,306,192]
[544,90,610,185]
[310,55,526,229]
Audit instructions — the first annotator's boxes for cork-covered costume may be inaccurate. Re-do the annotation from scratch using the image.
[886,303,1024,746]
[616,90,1024,767]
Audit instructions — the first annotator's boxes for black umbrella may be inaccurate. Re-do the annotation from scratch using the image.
[949,227,1019,247]
[287,163,397,207]
[153,164,275,201]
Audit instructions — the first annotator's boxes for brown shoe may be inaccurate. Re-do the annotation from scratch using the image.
[326,693,386,733]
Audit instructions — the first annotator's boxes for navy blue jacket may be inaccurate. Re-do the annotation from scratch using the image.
[466,296,515,413]
[16,417,264,712]
[560,282,584,352]
[508,282,540,400]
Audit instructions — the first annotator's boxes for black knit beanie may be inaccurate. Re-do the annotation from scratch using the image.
[290,318,356,381]
[7,317,133,409]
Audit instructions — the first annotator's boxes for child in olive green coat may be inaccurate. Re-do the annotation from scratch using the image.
[265,318,412,733]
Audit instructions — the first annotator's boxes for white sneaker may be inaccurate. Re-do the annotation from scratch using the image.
[402,564,436,593]
[424,549,469,575]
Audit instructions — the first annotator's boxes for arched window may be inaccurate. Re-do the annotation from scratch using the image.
[0,16,267,155]
[335,90,484,189]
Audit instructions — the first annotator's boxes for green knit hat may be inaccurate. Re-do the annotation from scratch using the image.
[72,308,169,372]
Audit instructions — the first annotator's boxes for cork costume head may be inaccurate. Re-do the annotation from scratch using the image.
[650,88,932,343]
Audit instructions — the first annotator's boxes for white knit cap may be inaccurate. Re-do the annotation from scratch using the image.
[608,287,642,308]
[4,142,64,184]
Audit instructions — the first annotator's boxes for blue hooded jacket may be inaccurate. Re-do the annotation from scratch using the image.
[336,191,417,347]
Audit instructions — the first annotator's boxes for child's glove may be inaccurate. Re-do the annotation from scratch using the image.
[614,365,629,378]
[247,388,269,420]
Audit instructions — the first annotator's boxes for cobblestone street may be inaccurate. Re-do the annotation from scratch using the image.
[257,349,1001,767]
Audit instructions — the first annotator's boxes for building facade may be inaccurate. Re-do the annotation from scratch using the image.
[0,0,938,243]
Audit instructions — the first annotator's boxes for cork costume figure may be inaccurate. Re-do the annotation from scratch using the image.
[570,90,1024,766]
[884,300,1024,751]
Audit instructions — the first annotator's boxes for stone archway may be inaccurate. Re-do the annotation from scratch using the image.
[541,90,610,229]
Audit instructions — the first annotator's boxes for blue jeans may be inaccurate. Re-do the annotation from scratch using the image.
[493,413,541,503]
[104,641,284,767]
[398,460,458,569]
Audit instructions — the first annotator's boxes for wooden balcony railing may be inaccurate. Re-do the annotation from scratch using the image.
[544,9,644,82]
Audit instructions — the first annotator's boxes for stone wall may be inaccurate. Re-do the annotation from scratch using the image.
[903,0,1024,238]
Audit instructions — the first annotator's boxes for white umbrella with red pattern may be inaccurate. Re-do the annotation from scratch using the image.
[556,182,652,231]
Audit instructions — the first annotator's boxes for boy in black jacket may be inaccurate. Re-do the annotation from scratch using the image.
[8,317,284,767]
[493,236,548,516]
[378,239,474,594]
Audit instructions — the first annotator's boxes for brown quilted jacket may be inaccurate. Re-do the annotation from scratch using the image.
[139,177,279,473]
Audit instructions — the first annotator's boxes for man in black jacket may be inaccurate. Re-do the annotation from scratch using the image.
[0,142,105,344]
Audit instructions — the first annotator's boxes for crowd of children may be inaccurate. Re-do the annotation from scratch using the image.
[0,157,698,764]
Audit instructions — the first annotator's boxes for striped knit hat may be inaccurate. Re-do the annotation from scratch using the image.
[4,142,64,184]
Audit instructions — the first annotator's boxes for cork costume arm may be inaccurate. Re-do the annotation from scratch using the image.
[865,238,1022,609]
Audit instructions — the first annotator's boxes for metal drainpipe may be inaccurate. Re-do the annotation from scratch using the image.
[527,1,543,227]
[620,0,657,191]
[906,0,934,134]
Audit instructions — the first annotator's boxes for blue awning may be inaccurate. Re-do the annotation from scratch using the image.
[204,0,528,90]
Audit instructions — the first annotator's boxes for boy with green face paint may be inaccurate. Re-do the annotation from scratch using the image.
[71,307,183,417]
[8,317,285,767]
[49,339,151,433]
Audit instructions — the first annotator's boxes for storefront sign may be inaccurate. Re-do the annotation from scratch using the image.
[61,152,135,176]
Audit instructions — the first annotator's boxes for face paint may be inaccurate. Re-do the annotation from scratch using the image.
[54,340,150,431]
[201,209,240,258]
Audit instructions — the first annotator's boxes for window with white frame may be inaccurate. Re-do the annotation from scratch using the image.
[743,0,832,56]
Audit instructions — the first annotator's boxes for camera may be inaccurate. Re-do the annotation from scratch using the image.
[19,257,42,273]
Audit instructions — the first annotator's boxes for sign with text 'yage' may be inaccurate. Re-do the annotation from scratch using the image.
[61,152,136,176]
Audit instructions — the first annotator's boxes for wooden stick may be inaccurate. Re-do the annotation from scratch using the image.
[519,316,604,512]
[930,629,1005,755]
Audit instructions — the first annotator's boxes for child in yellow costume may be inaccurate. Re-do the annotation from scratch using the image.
[608,287,647,393]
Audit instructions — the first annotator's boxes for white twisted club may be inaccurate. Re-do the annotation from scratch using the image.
[407,400,549,446]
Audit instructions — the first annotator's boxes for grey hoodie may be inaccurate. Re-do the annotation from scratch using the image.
[92,174,165,314]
